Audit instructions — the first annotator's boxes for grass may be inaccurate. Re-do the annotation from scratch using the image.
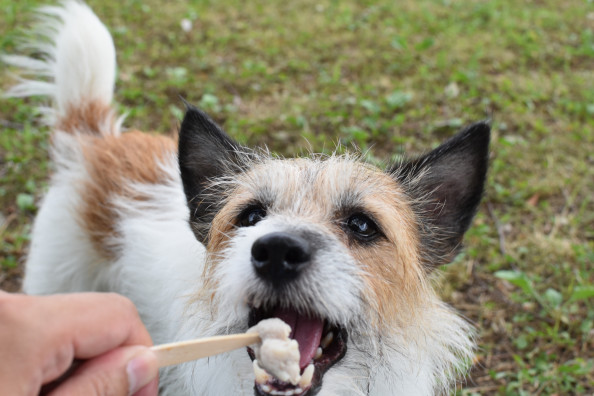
[1,0,593,394]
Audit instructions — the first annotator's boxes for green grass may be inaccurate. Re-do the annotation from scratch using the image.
[1,0,593,394]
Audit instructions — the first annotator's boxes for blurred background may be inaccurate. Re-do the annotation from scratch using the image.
[1,0,592,394]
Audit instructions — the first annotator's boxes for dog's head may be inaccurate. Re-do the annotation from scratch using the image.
[178,105,489,395]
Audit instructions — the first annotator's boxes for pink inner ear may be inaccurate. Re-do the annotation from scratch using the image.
[273,307,325,369]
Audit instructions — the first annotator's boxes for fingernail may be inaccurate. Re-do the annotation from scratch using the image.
[126,349,158,395]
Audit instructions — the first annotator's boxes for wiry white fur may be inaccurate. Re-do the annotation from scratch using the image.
[8,2,476,395]
[22,132,105,294]
[3,0,118,132]
[103,159,206,346]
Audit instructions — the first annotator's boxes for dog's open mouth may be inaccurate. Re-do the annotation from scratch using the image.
[248,306,347,396]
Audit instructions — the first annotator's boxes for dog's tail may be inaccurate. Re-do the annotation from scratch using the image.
[3,0,121,136]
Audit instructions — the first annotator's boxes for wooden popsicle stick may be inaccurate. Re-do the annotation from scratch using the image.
[151,333,261,368]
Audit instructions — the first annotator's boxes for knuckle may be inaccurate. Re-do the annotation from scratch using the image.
[49,368,124,396]
[88,369,122,396]
[0,293,13,317]
[107,293,138,316]
[0,293,27,324]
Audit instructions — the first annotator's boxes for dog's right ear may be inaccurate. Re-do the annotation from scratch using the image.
[178,103,245,243]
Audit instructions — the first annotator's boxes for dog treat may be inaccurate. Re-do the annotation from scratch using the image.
[248,318,301,385]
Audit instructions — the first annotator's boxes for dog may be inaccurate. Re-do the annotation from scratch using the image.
[4,1,489,395]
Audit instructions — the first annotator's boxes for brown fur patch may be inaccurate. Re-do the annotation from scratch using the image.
[79,131,176,259]
[56,101,118,135]
[198,189,253,304]
[349,181,428,328]
[307,161,428,328]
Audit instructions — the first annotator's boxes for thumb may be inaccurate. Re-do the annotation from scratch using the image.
[48,346,159,396]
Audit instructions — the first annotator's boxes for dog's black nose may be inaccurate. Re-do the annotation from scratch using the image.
[251,232,311,284]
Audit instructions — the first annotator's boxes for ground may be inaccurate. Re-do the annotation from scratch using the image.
[1,0,593,394]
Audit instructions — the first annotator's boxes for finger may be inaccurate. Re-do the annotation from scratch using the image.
[132,377,159,396]
[22,292,153,385]
[39,293,153,358]
[48,346,158,396]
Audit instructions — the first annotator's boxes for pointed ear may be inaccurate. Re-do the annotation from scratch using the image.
[391,121,490,269]
[178,104,245,243]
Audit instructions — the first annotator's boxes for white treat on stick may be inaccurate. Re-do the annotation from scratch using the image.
[248,318,301,385]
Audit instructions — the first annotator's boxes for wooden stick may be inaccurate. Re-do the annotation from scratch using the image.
[151,333,261,368]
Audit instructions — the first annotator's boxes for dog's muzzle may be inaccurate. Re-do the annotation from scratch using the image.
[247,231,348,396]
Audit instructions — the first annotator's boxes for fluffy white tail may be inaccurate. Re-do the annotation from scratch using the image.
[3,0,120,135]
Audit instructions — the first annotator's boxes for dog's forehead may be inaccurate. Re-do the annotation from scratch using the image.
[237,157,406,214]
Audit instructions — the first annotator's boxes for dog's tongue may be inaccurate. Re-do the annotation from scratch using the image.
[273,307,324,369]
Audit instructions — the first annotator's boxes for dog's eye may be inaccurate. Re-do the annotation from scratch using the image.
[346,214,379,240]
[238,207,266,227]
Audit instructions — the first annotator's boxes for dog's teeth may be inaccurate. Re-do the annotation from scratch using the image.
[314,347,322,360]
[253,360,271,384]
[299,364,314,388]
[272,391,296,396]
[261,384,272,393]
[269,391,292,396]
[295,388,303,394]
[320,331,334,349]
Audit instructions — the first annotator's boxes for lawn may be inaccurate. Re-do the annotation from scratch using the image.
[1,0,593,394]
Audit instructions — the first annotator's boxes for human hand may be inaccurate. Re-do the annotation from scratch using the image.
[0,291,158,396]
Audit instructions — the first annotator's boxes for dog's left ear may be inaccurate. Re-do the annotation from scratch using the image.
[390,121,490,269]
[178,104,246,243]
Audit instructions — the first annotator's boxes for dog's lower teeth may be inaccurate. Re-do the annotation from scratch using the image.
[269,391,296,396]
[253,360,271,384]
[320,331,334,349]
[261,384,272,393]
[299,364,315,388]
[314,347,322,360]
